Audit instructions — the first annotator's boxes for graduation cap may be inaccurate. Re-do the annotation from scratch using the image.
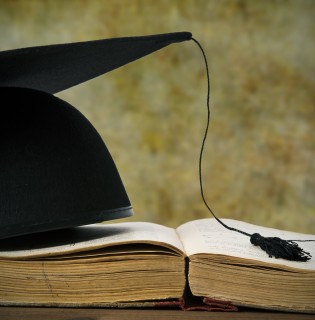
[0,32,192,240]
[0,31,312,262]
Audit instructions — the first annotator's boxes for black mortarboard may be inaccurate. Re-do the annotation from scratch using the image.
[0,32,192,239]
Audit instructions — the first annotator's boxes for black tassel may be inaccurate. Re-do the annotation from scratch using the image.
[193,37,314,263]
[250,233,312,262]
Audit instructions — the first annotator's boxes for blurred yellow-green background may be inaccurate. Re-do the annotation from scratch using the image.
[1,0,314,233]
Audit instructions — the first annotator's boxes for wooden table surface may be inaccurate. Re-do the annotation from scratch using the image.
[1,307,314,320]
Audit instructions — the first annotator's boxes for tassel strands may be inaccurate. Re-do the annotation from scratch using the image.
[250,233,312,262]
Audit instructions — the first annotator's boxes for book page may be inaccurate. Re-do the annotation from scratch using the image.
[176,218,315,270]
[0,222,184,258]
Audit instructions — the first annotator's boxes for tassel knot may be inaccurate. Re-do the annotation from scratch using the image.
[250,233,311,262]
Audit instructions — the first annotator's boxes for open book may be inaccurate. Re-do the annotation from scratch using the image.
[0,218,314,313]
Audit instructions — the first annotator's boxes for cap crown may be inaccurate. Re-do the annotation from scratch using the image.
[0,87,132,239]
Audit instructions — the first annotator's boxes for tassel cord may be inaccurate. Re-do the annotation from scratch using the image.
[192,37,250,238]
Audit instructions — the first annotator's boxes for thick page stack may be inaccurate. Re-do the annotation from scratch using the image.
[0,223,185,306]
[0,219,314,313]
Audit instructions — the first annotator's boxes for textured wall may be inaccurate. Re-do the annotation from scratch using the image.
[1,0,314,233]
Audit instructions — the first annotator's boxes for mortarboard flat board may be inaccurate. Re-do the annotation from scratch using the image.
[0,32,192,94]
[0,32,192,240]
